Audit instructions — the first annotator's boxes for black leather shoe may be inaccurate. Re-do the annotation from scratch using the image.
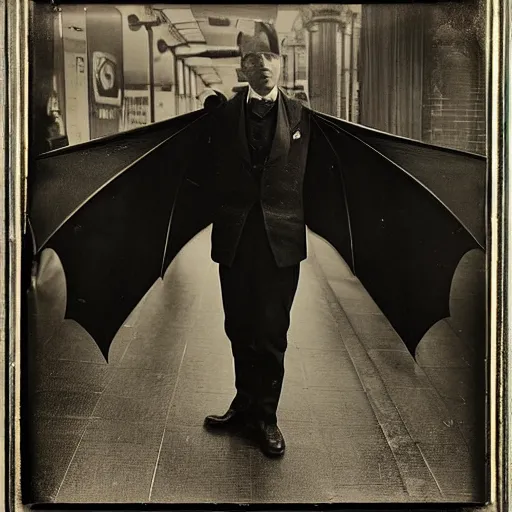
[203,408,247,429]
[257,422,285,457]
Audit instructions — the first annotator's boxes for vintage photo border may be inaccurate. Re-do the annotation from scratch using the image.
[1,0,510,510]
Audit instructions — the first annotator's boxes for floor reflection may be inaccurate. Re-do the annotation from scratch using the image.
[24,227,486,504]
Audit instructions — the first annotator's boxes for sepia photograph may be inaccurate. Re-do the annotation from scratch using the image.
[23,2,488,506]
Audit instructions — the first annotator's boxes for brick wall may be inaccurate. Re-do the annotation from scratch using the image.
[422,87,486,155]
[422,5,486,155]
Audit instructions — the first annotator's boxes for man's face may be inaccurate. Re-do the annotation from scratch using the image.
[241,52,281,96]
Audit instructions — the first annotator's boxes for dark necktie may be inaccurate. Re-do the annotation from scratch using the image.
[249,97,275,118]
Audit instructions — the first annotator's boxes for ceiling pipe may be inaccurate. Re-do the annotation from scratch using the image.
[158,39,240,58]
[186,49,240,59]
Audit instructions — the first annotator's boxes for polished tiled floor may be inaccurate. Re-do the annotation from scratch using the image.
[25,228,486,504]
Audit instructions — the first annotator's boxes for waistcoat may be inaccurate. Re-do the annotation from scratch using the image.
[245,100,278,175]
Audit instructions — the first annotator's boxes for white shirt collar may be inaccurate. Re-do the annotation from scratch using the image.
[246,85,279,103]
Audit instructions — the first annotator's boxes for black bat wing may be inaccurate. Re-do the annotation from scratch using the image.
[160,113,216,275]
[304,111,485,356]
[28,110,214,360]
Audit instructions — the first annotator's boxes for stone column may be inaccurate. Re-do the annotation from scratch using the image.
[176,58,184,115]
[190,69,199,109]
[302,5,345,116]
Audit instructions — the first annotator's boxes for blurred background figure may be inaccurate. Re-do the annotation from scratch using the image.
[294,90,309,107]
[199,88,228,110]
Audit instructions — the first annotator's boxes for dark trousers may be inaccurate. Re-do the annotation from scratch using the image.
[218,206,300,424]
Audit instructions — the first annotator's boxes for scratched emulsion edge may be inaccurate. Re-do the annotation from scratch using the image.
[506,0,512,505]
[5,0,29,510]
[486,0,510,510]
[1,0,6,507]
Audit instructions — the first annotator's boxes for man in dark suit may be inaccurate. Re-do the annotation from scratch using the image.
[203,22,311,457]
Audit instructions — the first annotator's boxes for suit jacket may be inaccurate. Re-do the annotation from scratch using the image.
[206,87,311,268]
